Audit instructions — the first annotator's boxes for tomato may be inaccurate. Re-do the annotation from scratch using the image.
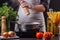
[36,32,43,39]
[43,32,48,39]
[49,32,53,37]
[43,32,53,39]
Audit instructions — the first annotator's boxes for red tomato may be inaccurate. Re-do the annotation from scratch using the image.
[43,32,48,39]
[36,32,43,39]
[49,32,53,37]
[43,32,53,39]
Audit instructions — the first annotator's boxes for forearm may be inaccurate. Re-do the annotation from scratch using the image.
[31,4,46,12]
[18,0,46,12]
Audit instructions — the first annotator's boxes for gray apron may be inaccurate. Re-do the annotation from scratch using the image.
[15,0,46,33]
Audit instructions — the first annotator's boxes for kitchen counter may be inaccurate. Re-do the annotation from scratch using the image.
[0,35,59,40]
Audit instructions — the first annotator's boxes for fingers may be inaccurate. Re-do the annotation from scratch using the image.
[20,1,32,9]
[21,2,28,8]
[20,1,25,4]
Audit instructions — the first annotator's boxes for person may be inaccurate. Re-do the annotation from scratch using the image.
[15,0,48,38]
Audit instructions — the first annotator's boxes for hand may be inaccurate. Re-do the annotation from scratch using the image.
[20,1,32,9]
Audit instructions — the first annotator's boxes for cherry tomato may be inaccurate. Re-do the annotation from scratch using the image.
[43,32,53,39]
[36,32,43,39]
[43,32,48,39]
[49,32,53,37]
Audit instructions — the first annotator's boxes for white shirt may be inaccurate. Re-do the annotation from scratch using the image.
[15,0,46,32]
[17,0,44,24]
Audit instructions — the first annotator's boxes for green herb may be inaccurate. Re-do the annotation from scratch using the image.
[0,2,17,29]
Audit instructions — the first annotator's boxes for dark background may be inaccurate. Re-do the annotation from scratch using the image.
[0,0,19,11]
[49,0,60,11]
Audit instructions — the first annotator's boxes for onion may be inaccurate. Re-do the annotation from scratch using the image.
[8,31,15,37]
[2,32,8,38]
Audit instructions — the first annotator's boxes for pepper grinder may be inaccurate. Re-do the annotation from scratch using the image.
[1,16,7,36]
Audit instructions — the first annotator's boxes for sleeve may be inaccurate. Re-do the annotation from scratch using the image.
[40,0,48,27]
[40,0,48,12]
